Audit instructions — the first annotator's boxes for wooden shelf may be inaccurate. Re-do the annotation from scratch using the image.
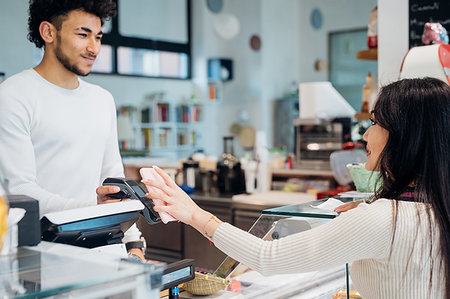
[354,112,372,120]
[356,48,378,61]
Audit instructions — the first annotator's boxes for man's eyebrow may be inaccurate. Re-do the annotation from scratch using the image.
[78,27,103,35]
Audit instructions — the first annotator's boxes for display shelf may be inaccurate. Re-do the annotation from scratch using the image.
[118,101,204,160]
[356,48,377,61]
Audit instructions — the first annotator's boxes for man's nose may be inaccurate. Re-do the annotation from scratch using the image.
[87,38,101,55]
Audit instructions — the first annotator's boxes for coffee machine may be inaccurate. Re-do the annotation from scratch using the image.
[216,137,246,195]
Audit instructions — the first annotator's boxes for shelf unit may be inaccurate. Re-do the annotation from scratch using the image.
[118,102,204,160]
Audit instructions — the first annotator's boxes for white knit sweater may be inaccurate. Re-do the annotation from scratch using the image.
[214,199,444,298]
[0,69,140,242]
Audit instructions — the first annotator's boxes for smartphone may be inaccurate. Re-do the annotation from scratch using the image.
[140,167,177,224]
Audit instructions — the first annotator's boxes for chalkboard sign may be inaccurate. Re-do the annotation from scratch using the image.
[409,0,450,47]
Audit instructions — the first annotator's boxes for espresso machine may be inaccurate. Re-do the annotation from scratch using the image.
[216,136,246,194]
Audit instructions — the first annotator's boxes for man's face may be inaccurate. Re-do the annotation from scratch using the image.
[53,10,103,76]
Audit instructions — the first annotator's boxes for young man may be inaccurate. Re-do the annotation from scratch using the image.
[0,0,145,259]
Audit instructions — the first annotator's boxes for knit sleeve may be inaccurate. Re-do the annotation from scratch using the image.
[213,199,393,276]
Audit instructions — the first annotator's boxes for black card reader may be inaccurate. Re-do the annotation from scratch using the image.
[103,177,160,224]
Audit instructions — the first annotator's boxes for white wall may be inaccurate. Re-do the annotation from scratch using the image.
[260,0,301,146]
[191,0,263,157]
[378,0,409,85]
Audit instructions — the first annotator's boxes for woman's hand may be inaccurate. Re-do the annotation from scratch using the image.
[143,166,223,241]
[334,200,363,213]
[142,166,204,226]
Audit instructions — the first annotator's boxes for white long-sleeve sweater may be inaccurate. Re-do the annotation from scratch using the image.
[214,199,444,298]
[0,69,140,242]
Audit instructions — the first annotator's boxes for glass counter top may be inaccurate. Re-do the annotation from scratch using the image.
[0,242,165,298]
[262,197,353,219]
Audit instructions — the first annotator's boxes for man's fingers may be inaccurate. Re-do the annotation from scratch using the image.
[97,185,120,195]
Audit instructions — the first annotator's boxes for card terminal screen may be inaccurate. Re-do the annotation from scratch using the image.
[129,181,146,197]
[161,266,192,285]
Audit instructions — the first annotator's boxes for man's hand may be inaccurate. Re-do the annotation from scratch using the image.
[128,248,146,260]
[96,185,125,204]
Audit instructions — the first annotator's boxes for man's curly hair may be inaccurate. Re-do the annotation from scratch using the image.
[28,0,117,48]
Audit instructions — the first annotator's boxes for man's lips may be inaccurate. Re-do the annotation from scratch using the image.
[82,55,96,63]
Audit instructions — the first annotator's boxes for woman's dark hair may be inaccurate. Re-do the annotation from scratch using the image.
[373,77,450,295]
[27,0,117,48]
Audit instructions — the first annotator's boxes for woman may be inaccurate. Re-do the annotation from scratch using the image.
[145,78,450,298]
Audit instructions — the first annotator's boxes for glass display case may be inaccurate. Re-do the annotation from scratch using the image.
[215,198,354,298]
[0,242,165,298]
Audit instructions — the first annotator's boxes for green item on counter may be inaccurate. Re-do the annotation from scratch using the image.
[346,163,381,193]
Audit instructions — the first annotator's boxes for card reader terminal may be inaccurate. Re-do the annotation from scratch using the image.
[103,177,160,224]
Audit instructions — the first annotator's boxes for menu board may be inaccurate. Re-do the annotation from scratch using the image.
[409,0,450,47]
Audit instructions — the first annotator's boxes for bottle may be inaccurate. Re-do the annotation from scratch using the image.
[367,6,378,49]
[361,72,375,113]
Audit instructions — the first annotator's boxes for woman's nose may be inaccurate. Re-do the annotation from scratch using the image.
[363,128,369,142]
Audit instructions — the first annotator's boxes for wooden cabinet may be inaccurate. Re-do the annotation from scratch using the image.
[184,198,233,271]
[138,218,183,263]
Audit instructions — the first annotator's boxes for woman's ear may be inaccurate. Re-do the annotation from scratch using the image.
[39,21,57,44]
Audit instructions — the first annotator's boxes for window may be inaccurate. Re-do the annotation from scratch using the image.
[92,0,191,79]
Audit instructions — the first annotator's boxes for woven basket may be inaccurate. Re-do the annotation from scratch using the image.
[184,272,231,295]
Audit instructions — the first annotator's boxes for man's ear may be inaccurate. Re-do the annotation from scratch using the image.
[39,21,57,44]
